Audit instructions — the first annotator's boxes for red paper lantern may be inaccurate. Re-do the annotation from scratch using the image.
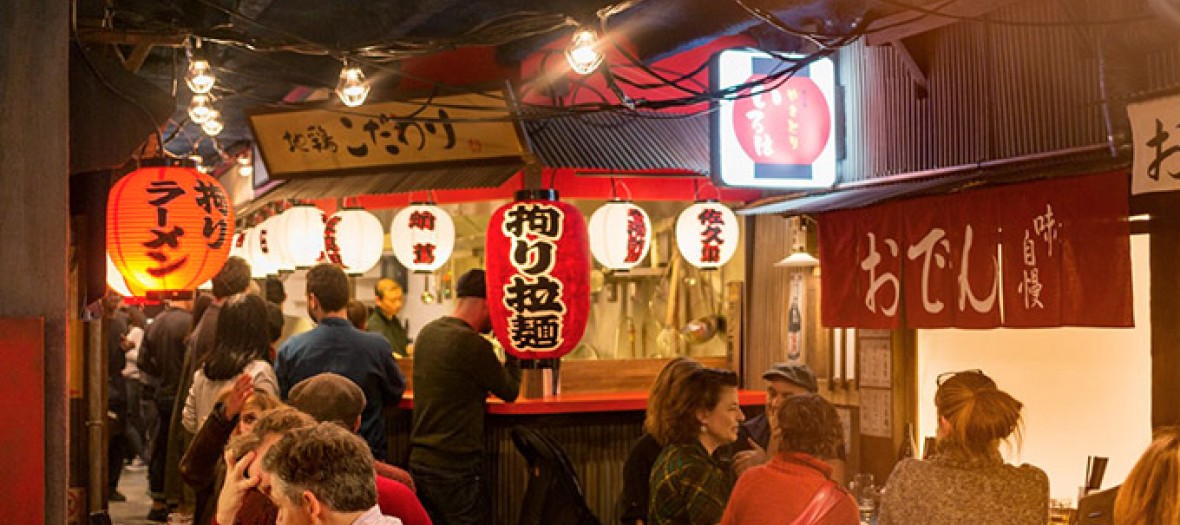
[486,190,590,360]
[107,160,234,296]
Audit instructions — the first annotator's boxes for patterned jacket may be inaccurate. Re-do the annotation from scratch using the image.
[648,442,734,525]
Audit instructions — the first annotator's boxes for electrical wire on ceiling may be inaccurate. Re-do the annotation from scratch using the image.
[82,0,1162,163]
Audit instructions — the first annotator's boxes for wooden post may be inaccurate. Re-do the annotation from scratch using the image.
[1150,211,1180,428]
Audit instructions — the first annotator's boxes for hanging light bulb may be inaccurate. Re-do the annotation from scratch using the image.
[201,110,223,136]
[188,94,215,124]
[335,60,370,107]
[185,57,216,94]
[566,27,604,75]
[237,155,253,177]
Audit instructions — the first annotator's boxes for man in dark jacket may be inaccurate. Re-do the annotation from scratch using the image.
[275,263,406,461]
[137,297,194,520]
[409,269,521,525]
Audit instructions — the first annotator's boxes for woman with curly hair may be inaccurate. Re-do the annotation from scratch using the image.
[720,393,858,525]
[878,370,1048,525]
[647,367,744,525]
[618,357,703,524]
[1113,426,1180,525]
[182,293,280,434]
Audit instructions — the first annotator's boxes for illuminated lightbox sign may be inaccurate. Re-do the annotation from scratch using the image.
[711,48,837,189]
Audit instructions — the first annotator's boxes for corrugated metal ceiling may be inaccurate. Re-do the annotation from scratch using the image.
[525,111,710,175]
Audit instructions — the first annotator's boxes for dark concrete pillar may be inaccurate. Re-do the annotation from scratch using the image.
[0,0,70,523]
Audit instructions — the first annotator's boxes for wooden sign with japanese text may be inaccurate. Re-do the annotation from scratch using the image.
[248,91,527,178]
[818,171,1132,329]
[1129,93,1180,195]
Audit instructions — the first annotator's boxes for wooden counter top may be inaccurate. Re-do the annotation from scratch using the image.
[396,389,766,415]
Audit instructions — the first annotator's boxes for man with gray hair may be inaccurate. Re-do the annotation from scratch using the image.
[261,423,404,525]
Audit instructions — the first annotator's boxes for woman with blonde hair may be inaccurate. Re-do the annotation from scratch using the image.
[619,357,702,525]
[879,370,1048,525]
[1113,426,1180,524]
[648,367,744,525]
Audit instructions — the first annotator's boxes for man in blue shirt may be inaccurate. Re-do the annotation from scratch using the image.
[275,263,406,460]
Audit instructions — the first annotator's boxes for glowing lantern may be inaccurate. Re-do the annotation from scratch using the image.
[247,219,281,278]
[675,201,739,269]
[390,203,455,273]
[106,161,234,296]
[276,204,325,268]
[325,207,384,276]
[486,190,590,359]
[106,253,142,297]
[264,211,296,273]
[588,200,651,271]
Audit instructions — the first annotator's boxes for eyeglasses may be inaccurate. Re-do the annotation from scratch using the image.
[936,369,984,386]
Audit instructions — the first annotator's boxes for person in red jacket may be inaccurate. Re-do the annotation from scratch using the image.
[720,394,859,525]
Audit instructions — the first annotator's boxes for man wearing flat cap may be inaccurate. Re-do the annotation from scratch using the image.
[409,268,522,525]
[732,363,842,476]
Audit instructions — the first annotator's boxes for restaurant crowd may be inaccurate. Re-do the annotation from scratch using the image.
[104,256,1180,525]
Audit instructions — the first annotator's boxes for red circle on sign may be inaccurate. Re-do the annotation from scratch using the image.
[732,75,830,165]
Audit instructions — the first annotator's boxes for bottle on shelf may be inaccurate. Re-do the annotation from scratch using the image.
[898,422,919,461]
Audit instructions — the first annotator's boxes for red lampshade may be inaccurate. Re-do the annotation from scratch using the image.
[106,161,234,296]
[486,190,590,360]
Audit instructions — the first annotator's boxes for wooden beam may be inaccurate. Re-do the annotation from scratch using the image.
[865,0,1029,46]
[123,42,153,73]
[1150,210,1180,428]
[75,28,187,48]
[890,39,930,94]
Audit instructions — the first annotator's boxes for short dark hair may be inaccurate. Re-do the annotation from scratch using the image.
[306,263,350,312]
[345,300,368,329]
[657,367,739,445]
[265,276,286,304]
[373,278,401,300]
[262,422,377,513]
[212,256,252,299]
[777,393,845,459]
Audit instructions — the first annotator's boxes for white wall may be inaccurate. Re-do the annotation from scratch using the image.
[916,234,1152,505]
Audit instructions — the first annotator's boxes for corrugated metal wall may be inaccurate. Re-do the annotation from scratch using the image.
[839,0,1118,182]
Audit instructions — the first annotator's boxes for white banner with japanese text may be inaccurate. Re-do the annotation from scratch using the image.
[818,171,1132,329]
[1129,94,1180,195]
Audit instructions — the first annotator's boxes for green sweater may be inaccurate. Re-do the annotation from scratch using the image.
[366,310,409,357]
[409,316,521,470]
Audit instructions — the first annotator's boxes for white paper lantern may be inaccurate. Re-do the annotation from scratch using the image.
[325,208,384,276]
[390,203,455,273]
[276,204,325,268]
[675,201,740,269]
[248,220,281,278]
[229,228,250,260]
[106,253,136,297]
[588,200,651,271]
[265,211,296,273]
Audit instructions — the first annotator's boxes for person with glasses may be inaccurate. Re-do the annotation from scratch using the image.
[878,370,1048,525]
[648,367,745,525]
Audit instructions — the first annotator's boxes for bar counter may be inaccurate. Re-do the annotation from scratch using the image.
[386,389,766,524]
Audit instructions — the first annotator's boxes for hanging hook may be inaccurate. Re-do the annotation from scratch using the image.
[698,179,722,201]
[616,180,633,201]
